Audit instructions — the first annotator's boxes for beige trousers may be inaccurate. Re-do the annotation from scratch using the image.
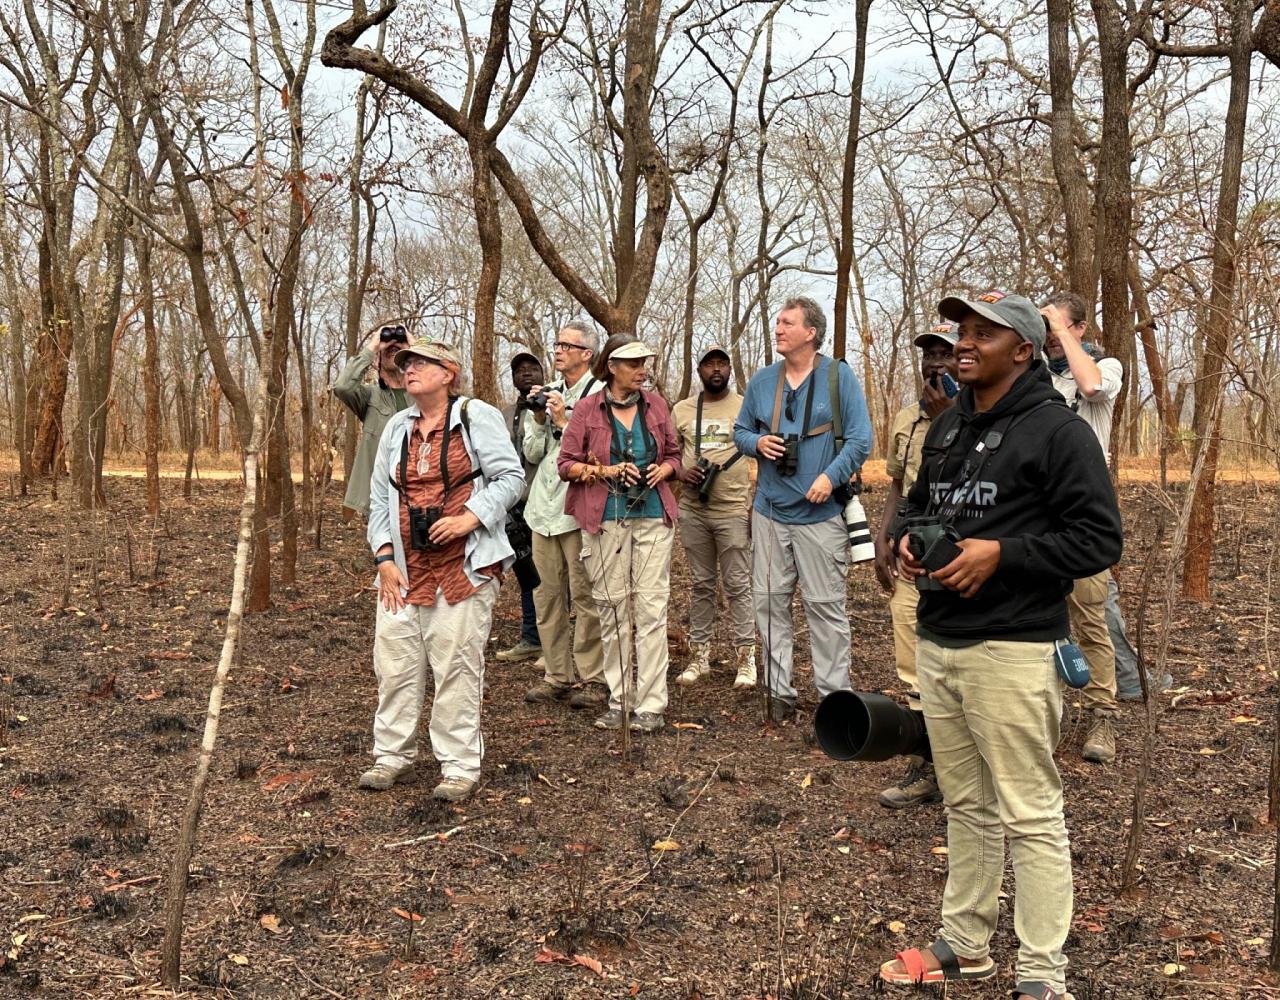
[580,518,673,715]
[917,636,1071,995]
[678,503,753,647]
[531,529,604,687]
[371,582,498,781]
[888,574,921,708]
[1068,569,1117,716]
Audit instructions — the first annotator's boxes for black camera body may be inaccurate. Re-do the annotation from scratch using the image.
[621,447,649,505]
[506,503,540,590]
[525,383,564,413]
[695,456,721,504]
[408,504,444,551]
[776,433,800,477]
[907,515,962,592]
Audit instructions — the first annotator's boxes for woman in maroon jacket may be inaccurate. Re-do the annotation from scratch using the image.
[558,339,682,733]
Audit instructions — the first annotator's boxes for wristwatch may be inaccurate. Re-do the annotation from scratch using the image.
[374,553,395,566]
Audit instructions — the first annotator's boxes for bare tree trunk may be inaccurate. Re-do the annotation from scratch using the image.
[158,378,268,988]
[831,0,872,359]
[1046,0,1095,303]
[0,177,30,494]
[1182,0,1253,601]
[137,230,162,517]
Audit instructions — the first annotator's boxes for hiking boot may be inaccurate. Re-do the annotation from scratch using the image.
[358,761,416,791]
[878,757,941,809]
[629,712,665,734]
[732,645,757,690]
[525,679,571,704]
[432,776,477,802]
[497,638,542,663]
[593,708,626,731]
[676,643,712,686]
[1082,716,1117,764]
[1117,672,1173,701]
[767,695,796,723]
[568,681,608,710]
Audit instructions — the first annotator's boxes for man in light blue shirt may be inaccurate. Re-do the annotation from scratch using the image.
[734,297,873,720]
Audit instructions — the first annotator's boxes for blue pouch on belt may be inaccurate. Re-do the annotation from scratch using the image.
[1054,638,1090,689]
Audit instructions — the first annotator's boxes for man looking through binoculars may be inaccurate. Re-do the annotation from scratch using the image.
[672,345,755,690]
[881,291,1122,1000]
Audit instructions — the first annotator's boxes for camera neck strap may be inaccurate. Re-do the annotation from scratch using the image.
[695,392,742,470]
[392,397,480,498]
[926,401,1051,527]
[768,357,837,441]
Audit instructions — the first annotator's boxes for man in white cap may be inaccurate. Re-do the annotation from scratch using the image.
[362,339,524,802]
[671,344,756,690]
[872,322,959,809]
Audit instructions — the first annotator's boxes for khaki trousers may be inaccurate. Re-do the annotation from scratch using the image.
[1068,569,1117,716]
[580,519,674,715]
[917,636,1071,995]
[678,503,754,647]
[532,529,604,687]
[371,582,498,781]
[888,575,921,708]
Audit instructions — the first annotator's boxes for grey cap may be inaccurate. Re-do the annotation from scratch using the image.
[698,343,731,364]
[937,291,1047,353]
[914,322,958,349]
[509,350,542,371]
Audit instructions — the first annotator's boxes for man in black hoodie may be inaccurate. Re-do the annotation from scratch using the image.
[877,291,1122,1000]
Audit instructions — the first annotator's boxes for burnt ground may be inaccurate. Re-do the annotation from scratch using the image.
[0,476,1277,999]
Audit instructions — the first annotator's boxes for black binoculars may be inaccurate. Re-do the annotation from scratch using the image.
[776,433,800,477]
[695,456,721,504]
[906,515,962,593]
[379,324,408,344]
[813,690,930,762]
[407,504,444,551]
[525,383,563,413]
[621,448,649,504]
[506,505,540,590]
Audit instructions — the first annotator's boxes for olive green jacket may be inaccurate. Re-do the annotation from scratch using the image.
[332,347,410,517]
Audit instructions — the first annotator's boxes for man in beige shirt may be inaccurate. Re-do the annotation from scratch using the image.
[671,346,756,689]
[872,323,958,808]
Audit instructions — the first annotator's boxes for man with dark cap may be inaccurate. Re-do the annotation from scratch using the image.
[880,291,1122,1000]
[872,322,958,809]
[671,345,756,689]
[496,350,546,663]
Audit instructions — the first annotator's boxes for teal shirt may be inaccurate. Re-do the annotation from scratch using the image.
[604,413,664,520]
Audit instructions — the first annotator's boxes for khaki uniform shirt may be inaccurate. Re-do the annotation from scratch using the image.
[886,403,932,493]
[671,391,753,515]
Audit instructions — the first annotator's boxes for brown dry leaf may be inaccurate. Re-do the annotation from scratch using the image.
[563,843,599,854]
[1197,748,1220,756]
[831,827,850,841]
[1084,922,1105,933]
[153,651,192,661]
[1231,714,1260,725]
[262,771,318,792]
[228,953,250,967]
[392,907,423,922]
[672,722,704,731]
[930,846,948,856]
[573,954,604,976]
[238,833,264,845]
[136,689,164,702]
[629,982,641,996]
[259,914,283,934]
[651,839,680,852]
[800,772,813,789]
[535,946,569,964]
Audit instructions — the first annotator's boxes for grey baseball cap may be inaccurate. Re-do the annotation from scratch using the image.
[914,322,958,349]
[697,343,731,363]
[937,291,1047,353]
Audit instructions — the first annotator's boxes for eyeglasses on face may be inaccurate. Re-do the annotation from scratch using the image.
[402,357,434,372]
[553,341,587,352]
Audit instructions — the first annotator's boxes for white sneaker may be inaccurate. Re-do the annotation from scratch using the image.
[732,645,757,690]
[676,643,712,686]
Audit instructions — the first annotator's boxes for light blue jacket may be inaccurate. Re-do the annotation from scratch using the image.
[368,396,525,591]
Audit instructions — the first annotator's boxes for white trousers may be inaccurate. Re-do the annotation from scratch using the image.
[371,581,498,781]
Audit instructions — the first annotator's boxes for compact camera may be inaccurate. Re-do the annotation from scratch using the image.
[695,456,721,504]
[408,504,443,551]
[776,433,800,477]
